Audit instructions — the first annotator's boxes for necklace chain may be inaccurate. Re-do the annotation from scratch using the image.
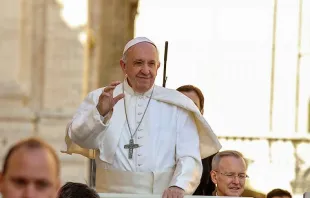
[123,83,154,139]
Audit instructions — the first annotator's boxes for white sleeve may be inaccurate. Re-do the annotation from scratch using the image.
[169,108,203,195]
[68,89,111,149]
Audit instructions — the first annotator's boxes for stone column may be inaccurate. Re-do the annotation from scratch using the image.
[95,0,139,87]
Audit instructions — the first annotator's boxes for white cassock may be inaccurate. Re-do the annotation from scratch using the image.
[62,79,221,194]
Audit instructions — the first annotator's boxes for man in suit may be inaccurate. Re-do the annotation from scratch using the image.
[177,85,266,198]
[210,150,247,196]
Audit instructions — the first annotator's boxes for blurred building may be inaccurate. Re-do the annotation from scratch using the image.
[0,0,137,183]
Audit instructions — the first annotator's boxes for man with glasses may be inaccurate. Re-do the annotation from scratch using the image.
[210,150,248,196]
[177,86,265,198]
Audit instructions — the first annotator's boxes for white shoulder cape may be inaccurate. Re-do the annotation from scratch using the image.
[61,84,222,162]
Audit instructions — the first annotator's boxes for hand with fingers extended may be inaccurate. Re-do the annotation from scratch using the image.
[162,186,185,198]
[96,81,125,117]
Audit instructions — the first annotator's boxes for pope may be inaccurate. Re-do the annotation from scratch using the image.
[62,37,221,198]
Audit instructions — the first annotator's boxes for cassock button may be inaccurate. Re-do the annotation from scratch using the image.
[138,164,142,166]
[138,128,143,131]
[138,112,142,115]
[139,96,143,99]
[138,104,142,107]
[138,136,142,139]
[138,154,142,156]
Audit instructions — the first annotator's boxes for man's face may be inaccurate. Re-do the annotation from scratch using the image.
[180,91,202,113]
[0,148,60,198]
[211,156,247,197]
[120,42,160,93]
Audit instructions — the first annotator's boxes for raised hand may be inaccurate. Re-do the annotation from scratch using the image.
[96,81,125,117]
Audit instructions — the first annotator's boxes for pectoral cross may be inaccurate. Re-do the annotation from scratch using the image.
[124,138,139,159]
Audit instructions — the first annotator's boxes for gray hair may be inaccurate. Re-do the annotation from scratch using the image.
[121,52,128,63]
[211,150,247,170]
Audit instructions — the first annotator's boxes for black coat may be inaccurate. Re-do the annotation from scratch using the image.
[193,153,217,195]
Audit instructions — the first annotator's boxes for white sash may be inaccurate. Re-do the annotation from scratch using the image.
[96,167,175,194]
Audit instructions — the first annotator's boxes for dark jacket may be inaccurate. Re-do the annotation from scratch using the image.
[193,154,216,195]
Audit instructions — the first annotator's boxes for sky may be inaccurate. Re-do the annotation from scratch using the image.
[135,0,310,136]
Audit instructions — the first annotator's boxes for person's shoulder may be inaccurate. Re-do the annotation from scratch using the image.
[87,87,104,98]
[90,87,104,94]
[154,85,199,117]
[154,85,189,98]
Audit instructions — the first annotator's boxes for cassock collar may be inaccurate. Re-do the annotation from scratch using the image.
[123,78,154,97]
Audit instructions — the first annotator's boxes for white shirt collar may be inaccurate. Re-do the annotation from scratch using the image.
[123,78,154,97]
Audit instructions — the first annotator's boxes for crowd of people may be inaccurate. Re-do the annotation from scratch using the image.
[0,137,293,198]
[0,37,296,198]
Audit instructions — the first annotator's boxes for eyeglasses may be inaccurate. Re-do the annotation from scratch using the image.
[214,171,249,180]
